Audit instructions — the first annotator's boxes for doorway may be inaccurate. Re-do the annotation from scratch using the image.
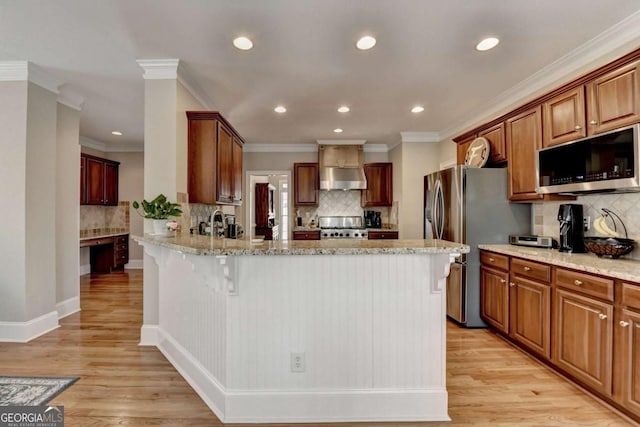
[245,171,291,241]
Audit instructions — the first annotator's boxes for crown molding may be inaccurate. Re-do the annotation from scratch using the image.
[80,136,143,153]
[243,143,317,153]
[316,139,366,145]
[57,90,84,111]
[400,132,440,143]
[363,144,389,153]
[0,61,62,93]
[176,64,213,110]
[439,9,640,141]
[137,59,180,80]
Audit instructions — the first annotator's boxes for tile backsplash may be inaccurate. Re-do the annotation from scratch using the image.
[296,190,393,227]
[80,201,129,238]
[533,192,640,260]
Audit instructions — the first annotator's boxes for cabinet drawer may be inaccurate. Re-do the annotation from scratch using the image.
[115,235,128,244]
[292,231,320,240]
[622,282,640,311]
[115,243,128,252]
[368,230,398,240]
[554,268,614,301]
[480,251,509,271]
[511,258,551,283]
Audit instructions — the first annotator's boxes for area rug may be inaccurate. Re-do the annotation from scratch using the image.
[0,376,79,406]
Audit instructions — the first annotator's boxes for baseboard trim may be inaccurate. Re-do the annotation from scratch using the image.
[79,264,90,276]
[139,325,159,346]
[0,311,59,342]
[155,328,450,423]
[125,259,143,269]
[56,296,80,319]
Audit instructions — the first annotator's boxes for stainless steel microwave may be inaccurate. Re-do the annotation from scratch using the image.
[536,124,640,194]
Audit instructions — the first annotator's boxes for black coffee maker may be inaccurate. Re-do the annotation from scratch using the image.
[364,210,382,228]
[557,204,586,253]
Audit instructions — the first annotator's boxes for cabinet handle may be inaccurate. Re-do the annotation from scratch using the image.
[509,282,515,287]
[500,279,506,283]
[489,257,495,262]
[590,119,597,125]
[574,125,582,130]
[620,320,630,327]
[598,313,607,320]
[574,279,583,286]
[523,266,531,271]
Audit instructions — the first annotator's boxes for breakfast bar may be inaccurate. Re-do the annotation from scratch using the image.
[134,234,468,423]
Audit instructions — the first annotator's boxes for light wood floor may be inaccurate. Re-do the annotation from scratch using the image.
[0,270,635,426]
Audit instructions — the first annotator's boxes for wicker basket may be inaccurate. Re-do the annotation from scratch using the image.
[583,237,635,259]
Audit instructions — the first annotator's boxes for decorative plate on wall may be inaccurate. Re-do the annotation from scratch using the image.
[464,137,490,167]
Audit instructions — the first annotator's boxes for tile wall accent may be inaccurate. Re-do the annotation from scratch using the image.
[296,190,391,227]
[533,192,640,260]
[80,201,129,238]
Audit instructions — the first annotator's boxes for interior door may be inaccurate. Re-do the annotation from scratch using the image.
[447,262,466,323]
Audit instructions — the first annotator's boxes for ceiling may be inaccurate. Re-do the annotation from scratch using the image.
[2,1,640,149]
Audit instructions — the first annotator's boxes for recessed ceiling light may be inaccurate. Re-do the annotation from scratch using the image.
[333,128,343,133]
[274,105,287,113]
[476,37,499,51]
[338,106,350,113]
[111,131,123,136]
[356,35,376,50]
[411,106,425,113]
[233,36,253,50]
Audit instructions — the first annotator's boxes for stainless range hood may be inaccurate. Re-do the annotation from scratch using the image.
[318,143,367,190]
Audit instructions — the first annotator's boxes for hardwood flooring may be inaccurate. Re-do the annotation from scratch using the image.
[0,270,635,426]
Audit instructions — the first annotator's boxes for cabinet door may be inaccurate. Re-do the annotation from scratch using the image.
[103,161,119,206]
[255,183,270,228]
[86,157,105,205]
[456,135,475,165]
[509,277,550,359]
[80,155,87,204]
[479,123,506,163]
[232,137,243,204]
[216,122,234,204]
[543,86,587,147]
[362,163,392,207]
[618,308,640,417]
[553,288,613,396]
[587,60,640,134]
[187,118,217,205]
[480,266,509,334]
[294,163,319,206]
[506,106,544,201]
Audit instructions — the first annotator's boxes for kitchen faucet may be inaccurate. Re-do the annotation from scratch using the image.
[211,208,226,238]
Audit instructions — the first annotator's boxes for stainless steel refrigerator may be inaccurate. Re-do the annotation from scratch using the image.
[424,166,531,327]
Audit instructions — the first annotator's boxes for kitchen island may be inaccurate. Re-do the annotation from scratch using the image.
[134,233,468,423]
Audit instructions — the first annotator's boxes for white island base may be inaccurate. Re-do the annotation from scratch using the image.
[139,238,462,423]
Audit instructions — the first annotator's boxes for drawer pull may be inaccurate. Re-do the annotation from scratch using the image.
[590,119,597,125]
[598,313,607,320]
[573,279,583,286]
[574,125,582,130]
[620,321,630,327]
[500,279,506,283]
[523,266,531,271]
[489,257,495,262]
[509,282,515,287]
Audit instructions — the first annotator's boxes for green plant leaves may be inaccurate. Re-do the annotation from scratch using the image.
[131,193,183,220]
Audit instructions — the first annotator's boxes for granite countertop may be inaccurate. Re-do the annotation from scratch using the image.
[80,232,128,241]
[133,233,470,257]
[479,244,640,282]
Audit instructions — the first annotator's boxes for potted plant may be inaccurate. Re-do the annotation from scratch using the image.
[132,194,182,235]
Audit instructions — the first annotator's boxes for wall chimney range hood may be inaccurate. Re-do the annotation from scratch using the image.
[317,142,367,190]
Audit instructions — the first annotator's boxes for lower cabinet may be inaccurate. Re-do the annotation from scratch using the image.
[480,265,509,333]
[82,234,129,273]
[292,230,320,240]
[616,284,640,417]
[367,230,398,240]
[510,276,550,359]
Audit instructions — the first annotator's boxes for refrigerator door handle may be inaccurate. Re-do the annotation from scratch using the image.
[434,178,444,239]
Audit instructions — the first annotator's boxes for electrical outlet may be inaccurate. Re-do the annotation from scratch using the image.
[584,216,590,231]
[290,352,305,373]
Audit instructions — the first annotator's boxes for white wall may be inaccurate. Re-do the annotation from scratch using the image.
[176,81,204,195]
[56,103,80,311]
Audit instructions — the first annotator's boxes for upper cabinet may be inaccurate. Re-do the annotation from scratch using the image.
[186,111,244,206]
[587,60,640,134]
[506,106,544,201]
[456,135,475,165]
[362,163,393,207]
[543,86,587,147]
[294,163,319,206]
[81,153,119,206]
[479,123,507,163]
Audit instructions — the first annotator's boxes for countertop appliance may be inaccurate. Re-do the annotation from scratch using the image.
[364,210,382,228]
[537,124,639,194]
[319,216,368,239]
[509,234,557,248]
[424,166,531,327]
[558,204,586,253]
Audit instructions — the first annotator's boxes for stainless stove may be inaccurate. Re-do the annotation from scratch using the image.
[319,216,368,240]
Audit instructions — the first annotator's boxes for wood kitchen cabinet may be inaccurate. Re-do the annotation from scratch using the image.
[292,230,320,240]
[82,234,128,273]
[82,153,119,206]
[367,230,398,240]
[615,282,640,417]
[587,60,640,135]
[456,135,475,165]
[186,111,244,206]
[505,106,543,201]
[294,163,319,206]
[480,252,510,333]
[478,123,506,163]
[543,86,587,147]
[361,163,392,207]
[255,183,277,240]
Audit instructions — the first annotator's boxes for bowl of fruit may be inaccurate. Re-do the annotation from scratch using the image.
[584,208,635,258]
